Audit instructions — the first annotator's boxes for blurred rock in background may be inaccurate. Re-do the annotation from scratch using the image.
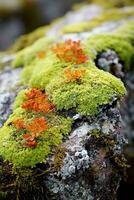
[0,0,82,50]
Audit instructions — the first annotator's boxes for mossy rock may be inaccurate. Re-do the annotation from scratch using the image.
[0,2,134,170]
[0,107,72,167]
[0,51,126,168]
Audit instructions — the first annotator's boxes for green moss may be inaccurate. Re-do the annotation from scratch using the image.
[46,63,126,116]
[61,9,134,33]
[26,52,62,89]
[2,17,133,169]
[89,129,101,138]
[13,36,127,116]
[116,21,134,45]
[12,37,55,68]
[0,108,72,167]
[0,57,126,167]
[13,90,26,110]
[53,146,66,171]
[84,33,134,69]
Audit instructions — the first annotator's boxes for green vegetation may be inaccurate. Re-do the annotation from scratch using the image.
[1,9,134,169]
[12,37,55,68]
[84,33,134,69]
[0,107,72,167]
[46,63,126,115]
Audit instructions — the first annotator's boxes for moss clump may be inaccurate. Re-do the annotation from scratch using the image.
[116,21,134,45]
[1,31,129,168]
[46,64,126,116]
[0,107,72,167]
[2,59,125,168]
[19,57,126,117]
[21,51,64,89]
[13,38,126,117]
[61,8,134,33]
[12,37,55,68]
[84,33,134,69]
[0,88,73,168]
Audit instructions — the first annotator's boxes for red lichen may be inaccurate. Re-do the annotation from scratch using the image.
[52,39,88,64]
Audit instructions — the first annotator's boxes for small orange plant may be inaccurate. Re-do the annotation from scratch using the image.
[26,117,48,138]
[12,88,55,148]
[64,67,86,83]
[22,133,37,148]
[13,116,48,148]
[22,88,55,113]
[13,118,26,129]
[37,51,45,59]
[52,39,88,64]
[25,139,37,148]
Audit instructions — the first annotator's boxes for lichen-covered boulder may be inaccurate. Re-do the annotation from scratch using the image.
[0,1,134,200]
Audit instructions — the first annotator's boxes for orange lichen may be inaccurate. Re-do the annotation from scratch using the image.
[25,88,43,99]
[12,88,56,149]
[13,116,48,148]
[21,88,55,113]
[64,67,86,83]
[22,133,31,140]
[27,117,48,138]
[13,118,25,129]
[52,39,88,64]
[25,138,37,148]
[37,51,45,59]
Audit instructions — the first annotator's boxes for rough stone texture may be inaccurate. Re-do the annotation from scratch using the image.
[118,69,134,200]
[96,49,124,78]
[96,48,134,199]
[44,104,127,200]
